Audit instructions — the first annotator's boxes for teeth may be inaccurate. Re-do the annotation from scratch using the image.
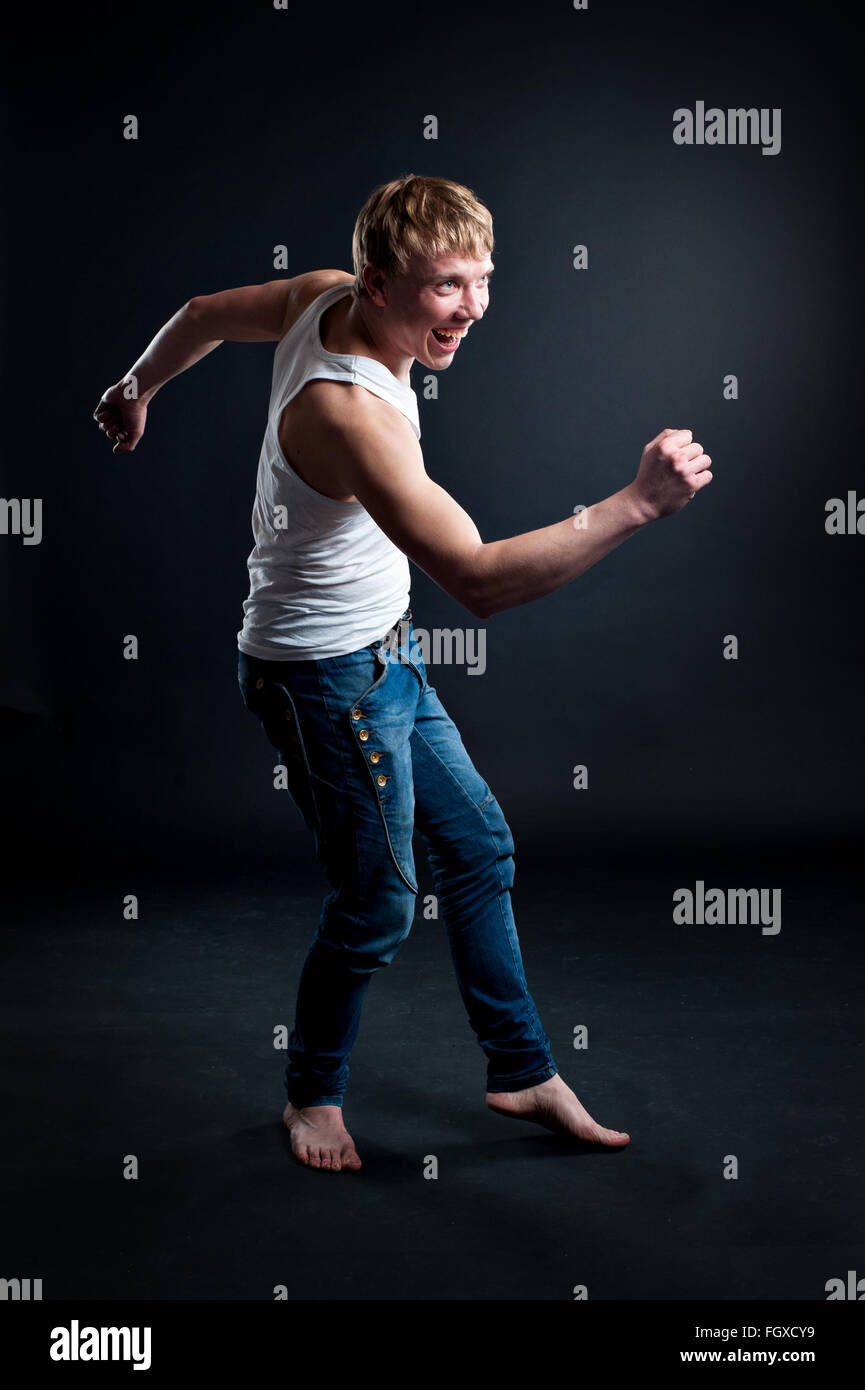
[433,328,466,339]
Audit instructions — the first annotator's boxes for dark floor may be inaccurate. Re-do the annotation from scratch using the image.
[2,842,862,1301]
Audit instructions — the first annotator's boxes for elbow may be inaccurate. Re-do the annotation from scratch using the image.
[181,296,219,343]
[459,578,496,621]
[469,595,495,621]
[457,549,497,620]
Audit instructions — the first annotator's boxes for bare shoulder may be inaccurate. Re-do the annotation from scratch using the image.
[313,371,417,442]
[279,370,419,502]
[280,269,355,339]
[275,269,414,502]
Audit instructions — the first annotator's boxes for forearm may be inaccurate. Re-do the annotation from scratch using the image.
[468,483,654,617]
[121,301,222,403]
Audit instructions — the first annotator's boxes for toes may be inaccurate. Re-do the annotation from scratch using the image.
[292,1133,361,1171]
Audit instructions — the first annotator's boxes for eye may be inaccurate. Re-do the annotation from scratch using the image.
[438,276,490,289]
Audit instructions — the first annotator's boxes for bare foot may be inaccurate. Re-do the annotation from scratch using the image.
[282,1101,362,1171]
[485,1073,630,1147]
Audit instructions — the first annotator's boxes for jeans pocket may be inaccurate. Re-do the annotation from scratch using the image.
[240,674,320,834]
[344,649,418,895]
[350,645,389,701]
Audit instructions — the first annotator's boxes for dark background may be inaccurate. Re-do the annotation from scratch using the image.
[1,0,862,1307]
[3,0,861,879]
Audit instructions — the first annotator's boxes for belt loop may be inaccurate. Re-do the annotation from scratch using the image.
[379,605,411,656]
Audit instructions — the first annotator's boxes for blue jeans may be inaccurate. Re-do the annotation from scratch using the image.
[237,606,558,1108]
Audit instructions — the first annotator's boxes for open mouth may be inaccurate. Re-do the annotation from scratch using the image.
[431,327,467,350]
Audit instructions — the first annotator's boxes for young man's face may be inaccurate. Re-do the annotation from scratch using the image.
[369,249,494,370]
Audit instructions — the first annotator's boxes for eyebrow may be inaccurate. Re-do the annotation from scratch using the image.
[431,264,495,282]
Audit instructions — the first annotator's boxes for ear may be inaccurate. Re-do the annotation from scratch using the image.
[362,263,389,307]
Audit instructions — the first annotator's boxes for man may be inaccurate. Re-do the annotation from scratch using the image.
[94,174,713,1174]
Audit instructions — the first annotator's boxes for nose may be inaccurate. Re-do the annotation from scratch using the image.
[458,284,487,321]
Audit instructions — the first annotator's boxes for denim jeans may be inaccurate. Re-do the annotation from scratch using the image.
[237,606,558,1108]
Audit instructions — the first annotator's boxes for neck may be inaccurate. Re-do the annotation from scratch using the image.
[340,293,413,386]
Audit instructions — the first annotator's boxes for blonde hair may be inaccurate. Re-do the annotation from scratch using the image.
[351,173,494,298]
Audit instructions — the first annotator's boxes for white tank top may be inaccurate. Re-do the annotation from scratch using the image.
[236,280,419,660]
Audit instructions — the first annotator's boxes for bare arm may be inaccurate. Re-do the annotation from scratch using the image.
[326,397,713,618]
[92,276,306,454]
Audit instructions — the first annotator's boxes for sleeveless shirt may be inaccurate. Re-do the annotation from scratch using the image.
[236,280,419,660]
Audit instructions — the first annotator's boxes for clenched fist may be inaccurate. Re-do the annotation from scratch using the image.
[631,428,713,521]
[92,380,149,455]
